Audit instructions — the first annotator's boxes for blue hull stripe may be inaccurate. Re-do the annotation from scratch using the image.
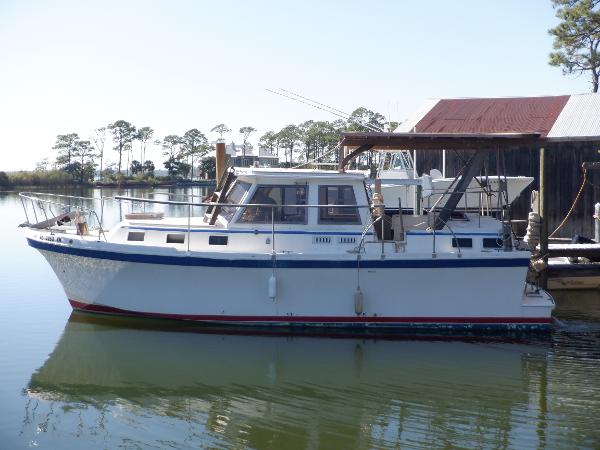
[28,238,531,269]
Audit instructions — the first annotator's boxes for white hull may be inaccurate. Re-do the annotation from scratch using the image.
[30,237,553,329]
[20,167,551,331]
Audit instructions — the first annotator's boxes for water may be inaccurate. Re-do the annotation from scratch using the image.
[1,188,599,449]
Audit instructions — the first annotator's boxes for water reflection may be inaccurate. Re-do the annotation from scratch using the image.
[22,313,583,449]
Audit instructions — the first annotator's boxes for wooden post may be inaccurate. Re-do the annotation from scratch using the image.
[539,147,548,289]
[216,140,226,185]
[338,146,346,172]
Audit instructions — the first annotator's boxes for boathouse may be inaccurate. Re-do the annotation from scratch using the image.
[397,94,600,237]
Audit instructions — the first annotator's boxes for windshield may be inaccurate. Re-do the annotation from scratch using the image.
[220,181,251,221]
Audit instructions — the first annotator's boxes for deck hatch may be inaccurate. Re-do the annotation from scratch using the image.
[209,235,228,245]
[452,237,472,248]
[127,232,145,242]
[166,233,185,244]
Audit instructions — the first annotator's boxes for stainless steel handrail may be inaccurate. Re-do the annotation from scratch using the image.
[19,191,488,257]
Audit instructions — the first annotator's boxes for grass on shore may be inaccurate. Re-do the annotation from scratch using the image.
[0,170,214,189]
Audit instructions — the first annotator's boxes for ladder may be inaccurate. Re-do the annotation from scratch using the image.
[203,168,236,225]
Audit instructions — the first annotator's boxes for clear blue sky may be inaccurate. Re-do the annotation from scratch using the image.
[0,0,591,170]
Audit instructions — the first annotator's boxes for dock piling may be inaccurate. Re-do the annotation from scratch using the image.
[539,147,549,289]
[595,202,600,243]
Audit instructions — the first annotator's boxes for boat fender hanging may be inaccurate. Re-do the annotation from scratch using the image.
[268,274,277,300]
[354,287,364,315]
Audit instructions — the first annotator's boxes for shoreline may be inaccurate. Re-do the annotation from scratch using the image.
[1,180,216,191]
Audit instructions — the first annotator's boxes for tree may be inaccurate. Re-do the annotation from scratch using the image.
[162,134,181,160]
[276,125,301,166]
[143,160,155,177]
[239,126,256,157]
[176,161,191,178]
[181,129,208,180]
[35,158,49,172]
[347,107,386,170]
[211,124,231,139]
[91,127,106,176]
[347,107,385,132]
[199,156,216,179]
[163,156,180,178]
[0,171,11,188]
[385,121,400,132]
[298,120,340,165]
[259,131,278,156]
[53,133,80,170]
[130,160,143,175]
[108,120,137,174]
[72,139,96,183]
[137,127,154,173]
[162,135,183,178]
[549,0,600,92]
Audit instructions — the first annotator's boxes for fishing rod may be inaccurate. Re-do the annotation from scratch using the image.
[265,88,383,133]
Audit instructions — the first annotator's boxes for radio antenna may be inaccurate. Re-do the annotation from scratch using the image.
[265,88,383,133]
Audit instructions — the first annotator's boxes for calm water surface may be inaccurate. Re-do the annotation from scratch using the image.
[1,188,599,449]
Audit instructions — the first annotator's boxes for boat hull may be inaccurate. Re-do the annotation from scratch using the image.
[30,238,554,330]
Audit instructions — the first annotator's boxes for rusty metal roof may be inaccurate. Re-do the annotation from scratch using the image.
[411,96,570,136]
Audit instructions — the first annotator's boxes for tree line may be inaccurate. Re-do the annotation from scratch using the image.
[39,107,397,185]
[49,121,216,183]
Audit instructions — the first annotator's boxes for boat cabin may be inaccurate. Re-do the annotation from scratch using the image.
[212,168,370,228]
[98,167,508,256]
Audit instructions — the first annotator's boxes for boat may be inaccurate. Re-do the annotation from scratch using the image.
[375,150,533,213]
[19,132,554,329]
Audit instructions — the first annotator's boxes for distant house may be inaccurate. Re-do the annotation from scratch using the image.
[398,94,600,237]
[227,142,279,167]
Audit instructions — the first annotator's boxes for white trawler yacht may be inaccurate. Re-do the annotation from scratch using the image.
[374,150,534,212]
[20,132,554,329]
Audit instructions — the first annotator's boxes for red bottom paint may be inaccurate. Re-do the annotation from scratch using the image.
[68,300,552,326]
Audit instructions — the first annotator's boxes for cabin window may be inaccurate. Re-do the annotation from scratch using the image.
[127,231,145,242]
[220,181,252,221]
[483,237,502,248]
[318,185,361,224]
[452,238,472,248]
[166,233,185,244]
[239,185,307,224]
[209,235,228,245]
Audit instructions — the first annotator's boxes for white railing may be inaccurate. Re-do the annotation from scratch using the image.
[19,191,498,256]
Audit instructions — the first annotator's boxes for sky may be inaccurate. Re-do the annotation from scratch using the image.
[0,0,592,170]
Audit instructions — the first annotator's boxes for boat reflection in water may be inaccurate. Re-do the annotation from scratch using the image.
[23,313,577,449]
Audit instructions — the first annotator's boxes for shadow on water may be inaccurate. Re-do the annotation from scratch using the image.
[20,309,600,449]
